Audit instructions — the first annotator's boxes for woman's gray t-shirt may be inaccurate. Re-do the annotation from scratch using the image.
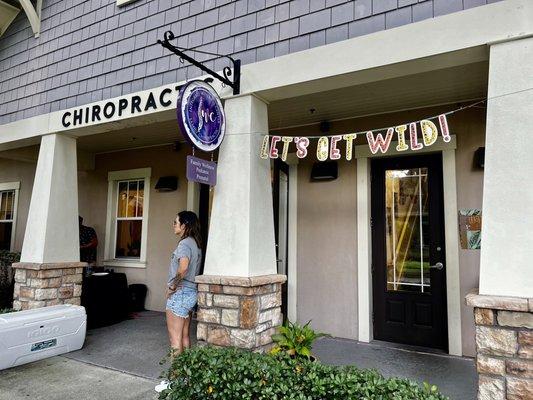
[168,237,202,289]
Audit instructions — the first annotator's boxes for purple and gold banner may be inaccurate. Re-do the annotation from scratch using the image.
[260,114,451,161]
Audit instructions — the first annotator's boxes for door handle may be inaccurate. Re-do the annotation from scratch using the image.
[276,259,283,263]
[430,262,444,270]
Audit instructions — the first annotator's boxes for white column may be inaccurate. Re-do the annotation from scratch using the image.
[479,37,533,298]
[186,180,200,214]
[286,154,299,322]
[21,134,80,263]
[204,95,277,277]
[357,157,373,343]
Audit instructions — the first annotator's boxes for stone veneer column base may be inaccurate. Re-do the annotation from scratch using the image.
[466,289,533,400]
[12,262,87,310]
[195,274,287,352]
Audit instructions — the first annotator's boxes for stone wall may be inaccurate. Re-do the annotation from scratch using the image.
[12,262,86,310]
[466,290,533,400]
[195,274,286,352]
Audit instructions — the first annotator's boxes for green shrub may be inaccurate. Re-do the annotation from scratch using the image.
[0,251,20,309]
[159,346,448,400]
[271,320,329,359]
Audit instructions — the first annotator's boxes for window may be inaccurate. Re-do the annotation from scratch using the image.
[105,169,151,267]
[115,179,144,258]
[0,182,20,252]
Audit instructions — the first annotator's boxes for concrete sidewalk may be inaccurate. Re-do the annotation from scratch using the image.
[65,311,476,399]
[313,337,477,400]
[64,310,173,380]
[0,357,157,400]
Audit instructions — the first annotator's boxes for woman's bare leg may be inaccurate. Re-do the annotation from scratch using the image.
[182,312,192,350]
[166,309,186,354]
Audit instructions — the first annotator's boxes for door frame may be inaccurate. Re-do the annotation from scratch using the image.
[370,153,448,350]
[272,156,299,323]
[273,158,289,320]
[356,136,462,355]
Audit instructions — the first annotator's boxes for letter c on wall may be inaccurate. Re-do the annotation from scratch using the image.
[62,112,71,128]
[159,88,173,107]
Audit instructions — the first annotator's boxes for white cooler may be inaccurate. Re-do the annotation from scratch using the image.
[0,304,86,370]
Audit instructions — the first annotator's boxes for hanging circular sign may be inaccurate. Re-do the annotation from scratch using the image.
[177,80,226,152]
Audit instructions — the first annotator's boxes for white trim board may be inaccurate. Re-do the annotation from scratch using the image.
[108,168,152,182]
[355,143,462,356]
[0,182,20,191]
[442,149,462,355]
[18,0,42,38]
[286,154,299,322]
[356,158,372,343]
[117,0,138,6]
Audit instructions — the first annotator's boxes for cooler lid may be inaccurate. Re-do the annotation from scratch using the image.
[0,305,86,328]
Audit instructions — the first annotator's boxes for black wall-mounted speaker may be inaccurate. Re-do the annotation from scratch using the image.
[311,161,338,181]
[155,176,178,192]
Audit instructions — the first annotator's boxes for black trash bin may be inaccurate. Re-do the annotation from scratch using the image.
[129,284,147,311]
[81,271,129,328]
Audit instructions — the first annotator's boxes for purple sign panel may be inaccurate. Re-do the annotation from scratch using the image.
[186,156,217,186]
[177,81,226,152]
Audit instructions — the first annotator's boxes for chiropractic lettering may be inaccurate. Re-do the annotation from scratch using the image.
[61,86,180,128]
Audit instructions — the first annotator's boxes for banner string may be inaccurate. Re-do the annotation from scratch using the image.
[222,85,533,138]
[275,98,487,140]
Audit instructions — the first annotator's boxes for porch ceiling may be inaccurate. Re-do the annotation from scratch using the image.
[267,61,488,131]
[76,118,183,154]
[76,61,488,154]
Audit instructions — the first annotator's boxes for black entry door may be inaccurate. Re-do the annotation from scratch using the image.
[371,153,447,351]
[273,159,289,320]
[198,183,211,275]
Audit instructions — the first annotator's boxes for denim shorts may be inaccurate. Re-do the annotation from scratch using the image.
[166,286,197,318]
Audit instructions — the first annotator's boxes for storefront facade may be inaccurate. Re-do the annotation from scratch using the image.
[1,0,532,386]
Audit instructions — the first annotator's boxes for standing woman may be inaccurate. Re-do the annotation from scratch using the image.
[166,211,202,354]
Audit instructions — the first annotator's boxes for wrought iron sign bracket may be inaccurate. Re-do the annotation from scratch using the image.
[157,31,241,95]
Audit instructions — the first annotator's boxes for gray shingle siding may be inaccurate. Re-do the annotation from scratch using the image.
[0,0,500,125]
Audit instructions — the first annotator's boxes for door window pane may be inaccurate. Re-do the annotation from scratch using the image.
[385,168,430,293]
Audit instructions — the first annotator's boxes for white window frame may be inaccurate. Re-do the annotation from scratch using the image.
[104,168,151,268]
[0,182,20,252]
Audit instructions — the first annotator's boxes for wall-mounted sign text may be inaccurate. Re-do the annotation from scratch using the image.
[186,155,217,186]
[177,80,225,152]
[61,86,181,128]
